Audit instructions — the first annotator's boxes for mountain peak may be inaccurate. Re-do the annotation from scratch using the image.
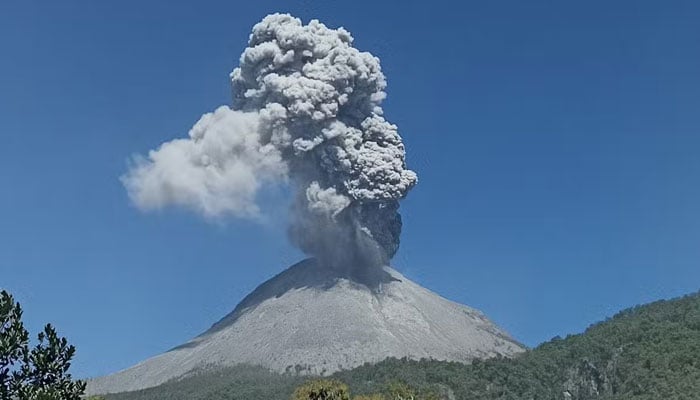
[87,260,524,395]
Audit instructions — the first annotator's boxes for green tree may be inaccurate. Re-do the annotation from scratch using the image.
[385,381,442,400]
[292,379,350,400]
[353,394,384,400]
[385,382,417,400]
[0,290,85,400]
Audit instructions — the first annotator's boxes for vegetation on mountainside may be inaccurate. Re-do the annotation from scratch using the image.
[103,291,700,400]
[292,379,350,400]
[103,365,302,400]
[290,379,440,400]
[0,290,86,400]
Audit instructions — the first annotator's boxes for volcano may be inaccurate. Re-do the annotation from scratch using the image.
[87,260,524,394]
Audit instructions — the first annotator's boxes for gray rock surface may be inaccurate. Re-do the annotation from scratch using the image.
[87,259,524,395]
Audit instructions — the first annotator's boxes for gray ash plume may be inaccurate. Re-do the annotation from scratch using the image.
[122,14,417,272]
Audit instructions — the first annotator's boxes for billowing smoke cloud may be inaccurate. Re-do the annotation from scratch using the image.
[122,107,287,218]
[122,14,417,271]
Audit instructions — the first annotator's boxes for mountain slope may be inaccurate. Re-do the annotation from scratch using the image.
[88,259,524,395]
[338,290,700,399]
[103,291,700,400]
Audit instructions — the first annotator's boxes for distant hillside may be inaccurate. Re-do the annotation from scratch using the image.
[338,291,700,399]
[104,291,700,400]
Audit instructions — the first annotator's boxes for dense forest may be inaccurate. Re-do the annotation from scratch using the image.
[102,291,700,400]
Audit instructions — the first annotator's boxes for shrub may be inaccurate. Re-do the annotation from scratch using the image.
[292,379,350,400]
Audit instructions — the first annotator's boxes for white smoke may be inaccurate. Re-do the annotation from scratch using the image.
[122,107,286,218]
[122,14,417,270]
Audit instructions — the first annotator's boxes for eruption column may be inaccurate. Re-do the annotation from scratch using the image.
[122,14,417,273]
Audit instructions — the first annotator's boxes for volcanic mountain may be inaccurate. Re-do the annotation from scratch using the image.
[87,259,524,395]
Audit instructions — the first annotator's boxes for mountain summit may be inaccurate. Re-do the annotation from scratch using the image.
[88,259,524,395]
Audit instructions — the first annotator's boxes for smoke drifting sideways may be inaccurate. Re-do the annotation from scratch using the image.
[122,14,417,275]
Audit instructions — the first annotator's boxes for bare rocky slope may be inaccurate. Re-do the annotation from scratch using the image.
[87,259,524,395]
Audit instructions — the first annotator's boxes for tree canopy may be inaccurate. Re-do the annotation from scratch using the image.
[0,290,85,400]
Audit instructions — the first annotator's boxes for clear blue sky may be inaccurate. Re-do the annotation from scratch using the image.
[1,0,699,379]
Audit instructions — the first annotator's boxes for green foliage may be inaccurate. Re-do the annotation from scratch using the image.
[375,381,439,400]
[0,290,86,400]
[104,365,303,400]
[385,381,416,400]
[290,379,437,400]
[104,291,700,400]
[337,291,700,399]
[352,394,384,400]
[292,379,350,400]
[1,289,30,398]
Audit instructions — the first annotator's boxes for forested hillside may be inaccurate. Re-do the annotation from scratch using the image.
[104,291,700,400]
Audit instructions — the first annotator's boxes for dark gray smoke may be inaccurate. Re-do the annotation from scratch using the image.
[122,14,417,271]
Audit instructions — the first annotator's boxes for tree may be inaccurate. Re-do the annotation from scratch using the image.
[291,379,438,400]
[0,290,85,400]
[292,379,350,400]
[385,382,417,400]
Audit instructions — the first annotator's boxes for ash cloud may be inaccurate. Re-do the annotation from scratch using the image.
[122,107,287,218]
[122,14,417,270]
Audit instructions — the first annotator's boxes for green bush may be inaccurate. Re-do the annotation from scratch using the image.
[292,379,350,400]
[352,394,384,400]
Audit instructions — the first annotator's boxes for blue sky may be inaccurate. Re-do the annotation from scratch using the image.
[1,0,699,379]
